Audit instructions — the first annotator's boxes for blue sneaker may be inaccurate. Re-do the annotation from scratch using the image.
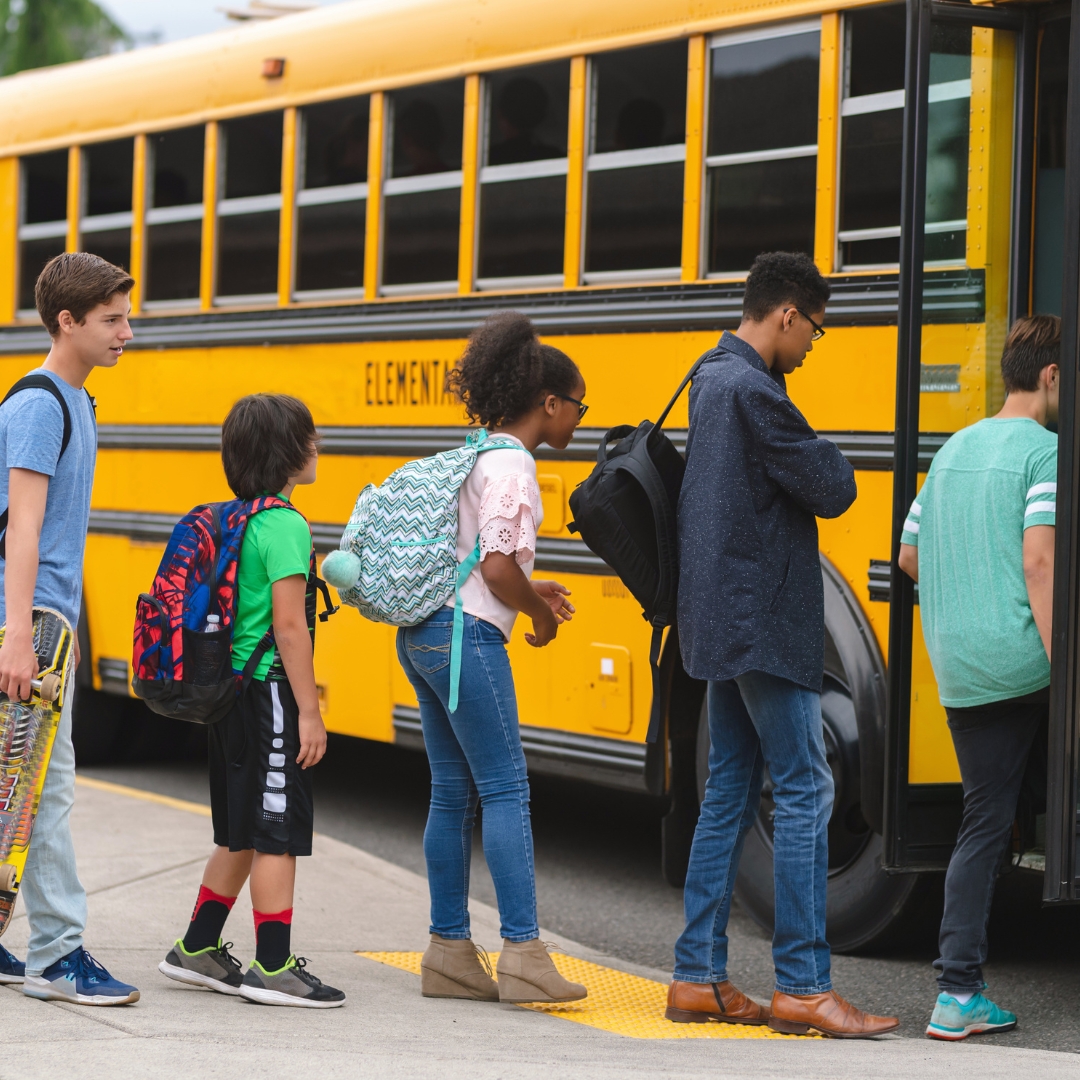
[22,947,140,1006]
[926,991,1016,1040]
[0,941,25,984]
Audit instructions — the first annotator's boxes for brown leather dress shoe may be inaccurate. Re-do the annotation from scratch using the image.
[768,990,900,1038]
[665,980,771,1025]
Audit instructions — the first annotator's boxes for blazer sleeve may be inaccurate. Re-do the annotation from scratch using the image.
[758,393,857,519]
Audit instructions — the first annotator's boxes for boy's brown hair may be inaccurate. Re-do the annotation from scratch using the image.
[1000,314,1061,393]
[221,394,318,500]
[35,252,135,337]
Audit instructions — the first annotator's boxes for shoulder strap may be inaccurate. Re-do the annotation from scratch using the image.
[0,376,79,561]
[654,351,713,432]
[2,375,73,459]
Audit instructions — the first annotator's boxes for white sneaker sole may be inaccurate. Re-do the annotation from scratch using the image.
[238,983,345,1008]
[0,973,25,985]
[159,959,242,996]
[926,1020,1016,1041]
[22,975,140,1006]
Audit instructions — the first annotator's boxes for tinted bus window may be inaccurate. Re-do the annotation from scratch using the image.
[81,139,133,270]
[296,96,369,296]
[707,25,819,274]
[839,8,970,267]
[18,150,68,311]
[1033,21,1068,314]
[146,126,205,304]
[478,60,569,287]
[383,80,464,292]
[584,41,686,281]
[218,112,283,299]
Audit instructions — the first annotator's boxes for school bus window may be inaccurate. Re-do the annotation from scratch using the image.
[382,79,464,295]
[295,96,369,298]
[1033,21,1068,315]
[584,40,687,283]
[17,149,67,313]
[145,125,205,306]
[80,139,134,272]
[477,60,570,289]
[217,111,284,302]
[706,23,819,275]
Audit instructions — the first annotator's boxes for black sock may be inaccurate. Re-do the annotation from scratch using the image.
[182,886,236,952]
[254,908,293,972]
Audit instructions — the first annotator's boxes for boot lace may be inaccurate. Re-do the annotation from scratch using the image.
[472,943,493,977]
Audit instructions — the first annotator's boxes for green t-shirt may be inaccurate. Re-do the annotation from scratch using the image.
[901,417,1057,708]
[232,499,311,681]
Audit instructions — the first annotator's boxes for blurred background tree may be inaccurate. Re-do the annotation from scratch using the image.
[0,0,130,76]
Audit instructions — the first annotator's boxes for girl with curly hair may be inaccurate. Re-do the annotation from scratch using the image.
[397,311,589,1005]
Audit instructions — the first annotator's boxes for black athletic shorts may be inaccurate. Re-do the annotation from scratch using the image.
[208,677,314,856]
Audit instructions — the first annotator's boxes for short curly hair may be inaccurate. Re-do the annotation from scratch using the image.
[449,312,581,428]
[742,251,831,323]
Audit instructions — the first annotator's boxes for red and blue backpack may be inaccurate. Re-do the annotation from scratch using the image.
[131,496,336,725]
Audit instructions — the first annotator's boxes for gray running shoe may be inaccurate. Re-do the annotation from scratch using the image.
[239,955,345,1009]
[159,939,244,996]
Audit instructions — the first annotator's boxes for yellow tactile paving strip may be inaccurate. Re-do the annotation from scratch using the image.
[359,951,814,1040]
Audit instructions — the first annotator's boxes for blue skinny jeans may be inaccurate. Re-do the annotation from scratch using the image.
[674,671,834,995]
[396,607,538,943]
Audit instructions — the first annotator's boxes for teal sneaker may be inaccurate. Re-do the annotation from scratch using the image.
[926,992,1016,1040]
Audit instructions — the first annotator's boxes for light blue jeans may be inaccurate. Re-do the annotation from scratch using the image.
[396,608,539,943]
[674,671,834,995]
[21,688,87,976]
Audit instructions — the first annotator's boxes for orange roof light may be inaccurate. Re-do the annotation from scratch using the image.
[261,57,286,78]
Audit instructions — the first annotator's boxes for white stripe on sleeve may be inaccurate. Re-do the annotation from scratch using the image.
[1027,482,1057,499]
[903,520,920,534]
[910,501,922,516]
[1025,501,1057,517]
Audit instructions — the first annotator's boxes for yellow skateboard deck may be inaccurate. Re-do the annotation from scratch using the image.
[0,606,73,937]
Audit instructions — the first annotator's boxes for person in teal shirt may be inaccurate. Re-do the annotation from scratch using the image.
[899,315,1060,1041]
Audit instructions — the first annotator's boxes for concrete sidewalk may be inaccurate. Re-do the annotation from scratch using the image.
[2,777,1076,1080]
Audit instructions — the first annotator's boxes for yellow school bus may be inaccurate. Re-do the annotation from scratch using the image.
[0,0,1069,940]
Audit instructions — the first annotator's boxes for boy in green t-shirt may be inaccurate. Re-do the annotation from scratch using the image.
[898,315,1060,1041]
[159,394,344,1008]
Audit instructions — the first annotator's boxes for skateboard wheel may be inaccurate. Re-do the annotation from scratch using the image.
[0,864,15,892]
[38,673,61,702]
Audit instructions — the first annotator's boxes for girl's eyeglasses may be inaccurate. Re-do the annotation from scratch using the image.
[555,394,589,420]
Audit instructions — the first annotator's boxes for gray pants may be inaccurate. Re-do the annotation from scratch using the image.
[935,691,1047,992]
[20,688,87,976]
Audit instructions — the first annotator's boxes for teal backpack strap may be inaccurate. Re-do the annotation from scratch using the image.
[447,431,533,713]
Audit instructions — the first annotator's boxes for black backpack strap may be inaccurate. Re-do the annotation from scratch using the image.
[0,375,77,561]
[240,631,277,692]
[654,350,713,432]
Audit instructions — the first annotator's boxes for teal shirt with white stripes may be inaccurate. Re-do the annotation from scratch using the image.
[901,417,1057,708]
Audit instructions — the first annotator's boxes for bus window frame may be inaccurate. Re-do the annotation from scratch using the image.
[703,17,822,280]
[15,151,69,318]
[883,0,1032,874]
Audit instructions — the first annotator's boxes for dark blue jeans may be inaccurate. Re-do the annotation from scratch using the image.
[396,608,539,943]
[674,671,834,995]
[936,692,1047,992]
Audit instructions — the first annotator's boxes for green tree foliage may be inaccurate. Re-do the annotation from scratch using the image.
[0,0,130,77]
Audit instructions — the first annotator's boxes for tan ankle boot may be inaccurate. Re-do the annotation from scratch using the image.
[420,935,498,1000]
[495,939,587,1003]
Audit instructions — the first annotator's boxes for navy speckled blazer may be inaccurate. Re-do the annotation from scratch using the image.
[676,332,857,692]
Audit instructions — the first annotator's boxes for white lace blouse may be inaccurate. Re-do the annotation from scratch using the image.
[446,433,543,640]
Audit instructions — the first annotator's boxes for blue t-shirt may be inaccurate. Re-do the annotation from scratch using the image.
[0,368,97,628]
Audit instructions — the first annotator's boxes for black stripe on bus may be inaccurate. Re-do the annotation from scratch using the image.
[95,424,950,472]
[86,509,612,574]
[0,270,984,355]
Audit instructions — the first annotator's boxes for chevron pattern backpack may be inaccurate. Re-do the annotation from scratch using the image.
[322,428,527,712]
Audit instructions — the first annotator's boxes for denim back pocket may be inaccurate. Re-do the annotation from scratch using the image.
[406,621,452,674]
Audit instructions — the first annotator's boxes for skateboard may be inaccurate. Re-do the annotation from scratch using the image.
[0,607,73,937]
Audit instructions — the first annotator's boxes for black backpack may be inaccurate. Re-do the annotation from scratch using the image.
[568,352,708,743]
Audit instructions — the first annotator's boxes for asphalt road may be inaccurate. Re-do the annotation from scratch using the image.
[81,730,1080,1054]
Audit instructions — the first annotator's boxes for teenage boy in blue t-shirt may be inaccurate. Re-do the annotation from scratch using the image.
[899,314,1060,1041]
[0,252,140,1004]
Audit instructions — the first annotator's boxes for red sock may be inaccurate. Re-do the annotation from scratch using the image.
[183,885,237,951]
[253,908,293,972]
